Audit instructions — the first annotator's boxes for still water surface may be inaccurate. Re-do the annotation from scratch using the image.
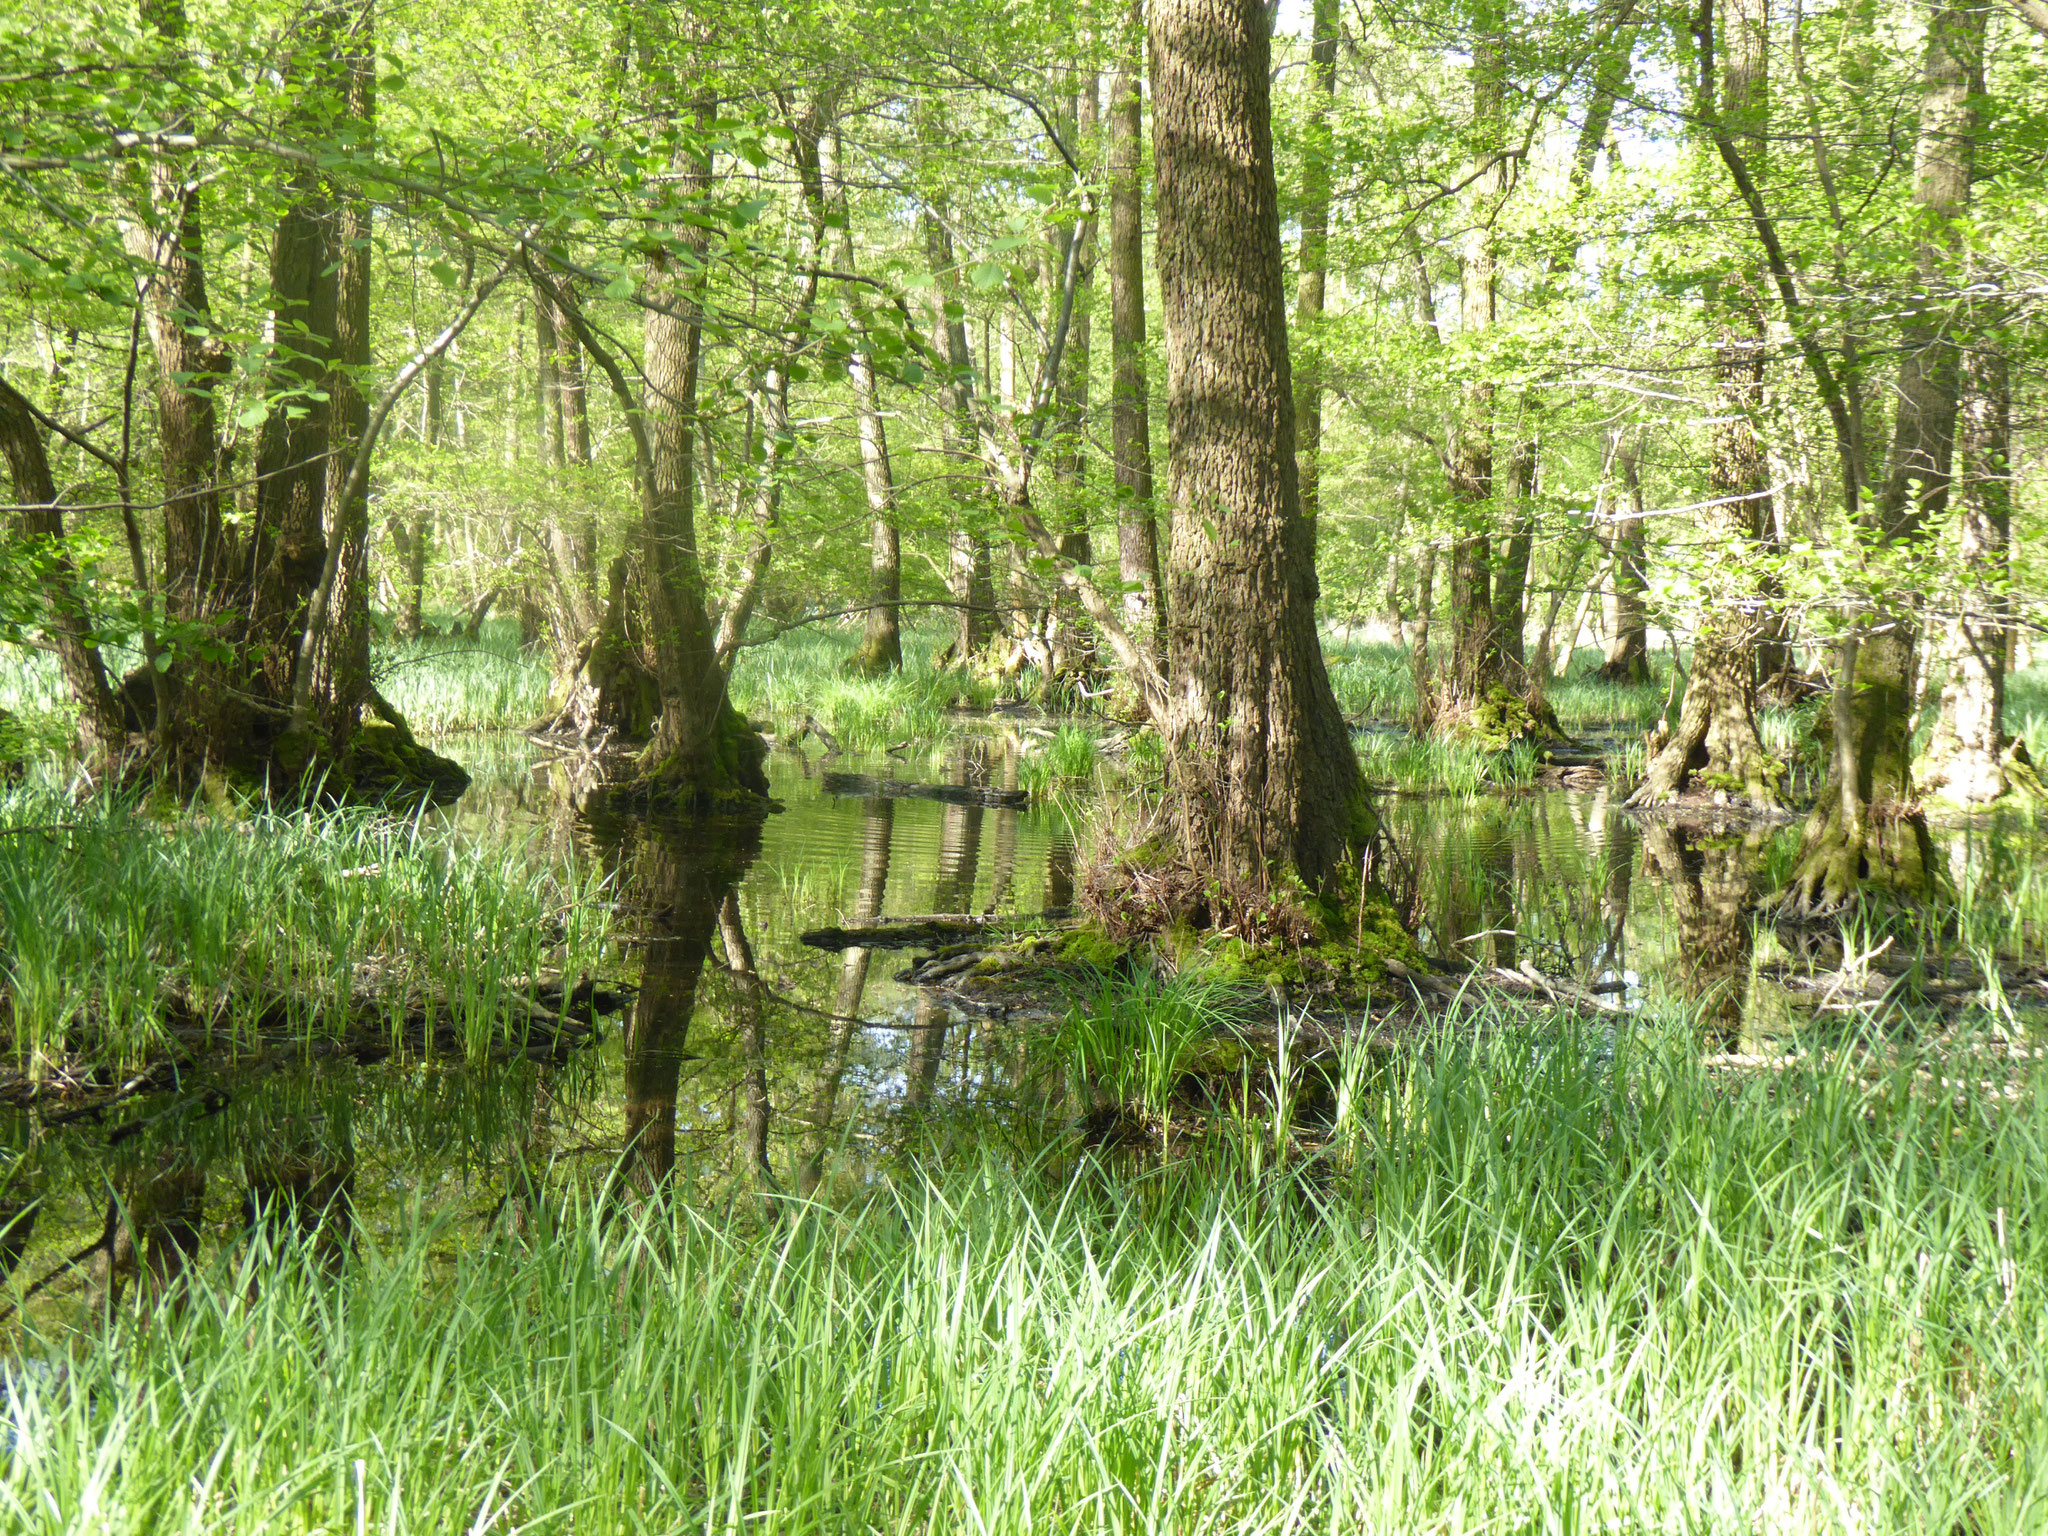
[5,729,2041,1307]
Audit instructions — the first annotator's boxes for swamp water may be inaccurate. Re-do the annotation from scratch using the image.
[4,729,2044,1314]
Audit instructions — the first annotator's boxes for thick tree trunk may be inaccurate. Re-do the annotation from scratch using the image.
[1429,10,1516,731]
[307,2,375,750]
[1596,430,1650,682]
[0,381,126,763]
[247,17,343,710]
[1146,0,1377,912]
[1914,340,2038,803]
[1108,0,1165,671]
[1784,0,1976,909]
[634,100,768,805]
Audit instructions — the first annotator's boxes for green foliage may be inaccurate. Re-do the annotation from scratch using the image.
[0,781,610,1070]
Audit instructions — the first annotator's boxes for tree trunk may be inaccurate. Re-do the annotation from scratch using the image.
[122,0,238,764]
[0,380,126,763]
[247,11,344,711]
[1292,0,1338,557]
[829,129,903,678]
[1914,338,2037,803]
[1430,7,1516,730]
[634,98,768,805]
[1145,0,1378,913]
[1109,0,1164,674]
[715,97,831,668]
[307,0,375,749]
[922,210,997,663]
[1596,429,1650,682]
[1784,0,1976,909]
[1632,0,1784,812]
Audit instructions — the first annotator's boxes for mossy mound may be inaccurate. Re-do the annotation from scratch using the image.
[628,702,774,815]
[269,714,471,808]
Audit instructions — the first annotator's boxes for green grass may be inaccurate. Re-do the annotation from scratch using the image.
[0,781,611,1071]
[373,618,552,733]
[727,626,1002,752]
[7,988,2048,1532]
[1357,731,1539,794]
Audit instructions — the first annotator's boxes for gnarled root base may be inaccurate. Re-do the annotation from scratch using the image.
[627,702,773,815]
[1777,798,1938,918]
[840,631,903,678]
[1912,735,2046,811]
[1417,681,1564,750]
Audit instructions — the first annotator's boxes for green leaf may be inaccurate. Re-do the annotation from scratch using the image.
[969,262,1004,292]
[236,404,268,430]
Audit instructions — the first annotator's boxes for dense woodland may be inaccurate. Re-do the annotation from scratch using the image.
[9,1,2048,1524]
[6,0,2048,917]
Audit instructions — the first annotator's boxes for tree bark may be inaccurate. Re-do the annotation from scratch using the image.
[831,133,904,677]
[1914,330,2037,803]
[1146,0,1377,910]
[0,379,126,763]
[1633,0,1785,812]
[1292,0,1339,556]
[1784,0,1977,909]
[1109,0,1165,673]
[632,95,769,804]
[1596,429,1650,682]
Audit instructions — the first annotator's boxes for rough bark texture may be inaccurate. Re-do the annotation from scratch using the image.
[1597,431,1650,682]
[1149,0,1376,906]
[247,15,343,709]
[307,1,375,749]
[1109,0,1165,670]
[1429,7,1518,731]
[636,99,769,806]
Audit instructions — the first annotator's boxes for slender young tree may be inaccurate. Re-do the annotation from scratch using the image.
[1108,0,1164,669]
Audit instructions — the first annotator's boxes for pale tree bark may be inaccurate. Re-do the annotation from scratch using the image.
[1143,0,1378,910]
[1632,0,1786,812]
[1108,0,1164,670]
[1914,335,2038,802]
[1784,0,1977,909]
[1596,428,1650,682]
[829,131,903,677]
[714,93,832,668]
[921,209,998,662]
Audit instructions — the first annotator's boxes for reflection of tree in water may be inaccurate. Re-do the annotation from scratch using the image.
[799,795,892,1197]
[582,794,764,1201]
[1641,822,1769,1046]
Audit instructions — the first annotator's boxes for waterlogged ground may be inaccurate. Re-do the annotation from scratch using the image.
[6,726,2047,1320]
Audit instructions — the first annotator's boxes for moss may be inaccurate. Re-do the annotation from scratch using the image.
[1056,928,1129,970]
[1467,685,1541,752]
[341,719,472,807]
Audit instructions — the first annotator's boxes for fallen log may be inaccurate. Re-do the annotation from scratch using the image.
[820,772,1031,809]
